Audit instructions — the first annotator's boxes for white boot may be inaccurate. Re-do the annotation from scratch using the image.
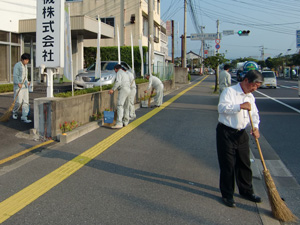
[21,117,32,123]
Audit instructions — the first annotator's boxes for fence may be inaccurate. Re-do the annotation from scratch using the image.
[144,63,174,81]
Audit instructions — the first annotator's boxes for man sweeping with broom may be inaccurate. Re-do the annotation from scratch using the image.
[12,53,31,123]
[216,70,263,208]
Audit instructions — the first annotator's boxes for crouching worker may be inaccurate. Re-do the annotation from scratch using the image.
[144,74,164,108]
[108,64,131,129]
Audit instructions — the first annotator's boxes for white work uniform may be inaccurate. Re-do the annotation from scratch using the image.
[112,69,131,126]
[147,76,164,106]
[13,61,30,120]
[219,69,231,94]
[127,71,136,119]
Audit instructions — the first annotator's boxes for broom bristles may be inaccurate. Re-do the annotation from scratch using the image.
[0,104,14,122]
[263,170,298,222]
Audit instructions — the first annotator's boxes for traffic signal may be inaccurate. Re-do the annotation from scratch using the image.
[237,30,250,36]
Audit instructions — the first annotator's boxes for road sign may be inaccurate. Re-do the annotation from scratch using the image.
[215,39,221,44]
[297,30,300,48]
[215,44,220,49]
[223,30,234,36]
[191,33,221,40]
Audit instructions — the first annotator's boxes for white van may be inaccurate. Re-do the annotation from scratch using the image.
[261,71,277,88]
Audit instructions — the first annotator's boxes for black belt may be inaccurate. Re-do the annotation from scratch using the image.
[218,123,245,133]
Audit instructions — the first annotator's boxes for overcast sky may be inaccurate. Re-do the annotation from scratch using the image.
[160,0,300,60]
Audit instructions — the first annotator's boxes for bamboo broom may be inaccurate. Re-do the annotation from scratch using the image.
[248,111,298,222]
[0,77,26,122]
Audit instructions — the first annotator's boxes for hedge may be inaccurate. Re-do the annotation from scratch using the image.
[0,84,13,93]
[84,46,148,78]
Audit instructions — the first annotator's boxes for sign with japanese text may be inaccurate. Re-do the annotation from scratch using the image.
[191,33,221,40]
[297,30,300,48]
[36,0,64,68]
[166,20,172,36]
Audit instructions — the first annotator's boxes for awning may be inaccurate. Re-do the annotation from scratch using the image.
[19,15,114,41]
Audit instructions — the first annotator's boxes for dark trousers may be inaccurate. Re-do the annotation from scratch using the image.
[216,123,253,199]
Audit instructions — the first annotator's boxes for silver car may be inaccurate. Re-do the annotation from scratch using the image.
[74,61,132,89]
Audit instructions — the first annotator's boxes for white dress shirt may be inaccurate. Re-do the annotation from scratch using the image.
[218,83,260,130]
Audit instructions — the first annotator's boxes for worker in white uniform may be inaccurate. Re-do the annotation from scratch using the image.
[219,64,231,95]
[12,53,31,123]
[108,64,131,128]
[144,74,164,107]
[126,69,136,120]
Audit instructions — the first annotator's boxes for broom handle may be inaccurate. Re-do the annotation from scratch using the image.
[248,110,268,171]
[12,76,27,107]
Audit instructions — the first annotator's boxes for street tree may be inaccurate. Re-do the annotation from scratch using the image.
[203,53,229,93]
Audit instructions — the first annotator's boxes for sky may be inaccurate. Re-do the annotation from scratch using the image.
[160,0,300,60]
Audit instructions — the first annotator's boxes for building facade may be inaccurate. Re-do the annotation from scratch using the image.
[68,0,167,75]
[0,1,36,84]
[0,0,168,84]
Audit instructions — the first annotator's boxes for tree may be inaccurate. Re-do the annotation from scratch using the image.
[203,53,229,93]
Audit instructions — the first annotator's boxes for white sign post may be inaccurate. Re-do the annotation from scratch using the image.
[36,0,64,97]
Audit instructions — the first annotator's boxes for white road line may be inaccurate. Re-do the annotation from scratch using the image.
[279,85,298,89]
[255,90,300,114]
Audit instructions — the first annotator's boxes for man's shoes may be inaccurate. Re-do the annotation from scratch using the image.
[240,193,262,203]
[12,113,18,120]
[111,124,123,129]
[21,117,32,123]
[151,105,160,108]
[123,123,128,127]
[222,197,236,207]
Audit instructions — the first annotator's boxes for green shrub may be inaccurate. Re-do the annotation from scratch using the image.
[135,78,148,84]
[54,84,113,98]
[0,84,13,93]
[84,46,148,77]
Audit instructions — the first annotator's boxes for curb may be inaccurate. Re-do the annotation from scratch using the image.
[57,82,190,144]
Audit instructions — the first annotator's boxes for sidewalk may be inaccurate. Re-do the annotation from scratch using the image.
[0,76,292,224]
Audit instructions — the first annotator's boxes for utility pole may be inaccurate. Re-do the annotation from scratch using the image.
[199,26,205,74]
[172,20,174,63]
[120,0,124,46]
[148,0,154,74]
[183,0,187,68]
[216,19,220,93]
[260,45,265,61]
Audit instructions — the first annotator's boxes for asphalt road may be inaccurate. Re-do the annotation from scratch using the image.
[0,75,270,225]
[0,75,299,225]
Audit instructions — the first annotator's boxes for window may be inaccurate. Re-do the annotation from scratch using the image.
[143,17,148,37]
[11,33,20,44]
[100,17,115,27]
[0,31,9,42]
[0,44,9,82]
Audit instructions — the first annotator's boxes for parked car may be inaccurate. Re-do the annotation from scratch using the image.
[74,61,133,89]
[207,69,215,75]
[260,71,277,88]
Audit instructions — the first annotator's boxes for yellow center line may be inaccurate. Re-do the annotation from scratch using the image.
[0,140,54,165]
[0,76,208,223]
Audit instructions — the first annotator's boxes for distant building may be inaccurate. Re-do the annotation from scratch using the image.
[68,0,168,75]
